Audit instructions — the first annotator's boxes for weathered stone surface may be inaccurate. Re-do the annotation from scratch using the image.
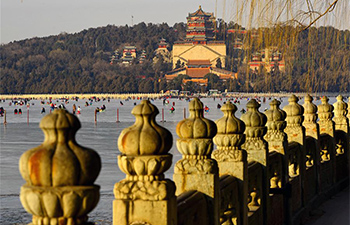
[318,96,335,162]
[19,109,101,225]
[174,97,219,225]
[333,95,349,133]
[241,99,268,166]
[212,102,248,225]
[118,100,173,155]
[114,100,176,225]
[264,99,287,154]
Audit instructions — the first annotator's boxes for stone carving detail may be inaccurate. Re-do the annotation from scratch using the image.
[241,99,267,165]
[303,94,318,124]
[288,146,300,177]
[303,94,319,168]
[247,164,262,211]
[264,99,287,153]
[118,100,172,155]
[174,98,219,225]
[219,177,239,225]
[175,97,217,172]
[318,96,334,122]
[175,158,218,174]
[283,95,305,176]
[19,109,101,225]
[115,100,175,200]
[333,95,348,130]
[212,102,245,162]
[283,95,304,130]
[268,153,284,188]
[114,179,175,201]
[318,96,335,162]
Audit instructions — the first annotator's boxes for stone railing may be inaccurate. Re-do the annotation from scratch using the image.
[19,95,349,225]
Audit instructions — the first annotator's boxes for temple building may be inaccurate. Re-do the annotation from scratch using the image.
[153,38,171,64]
[248,48,285,73]
[167,6,233,86]
[122,46,137,65]
[172,6,226,70]
[165,59,235,83]
[185,5,216,42]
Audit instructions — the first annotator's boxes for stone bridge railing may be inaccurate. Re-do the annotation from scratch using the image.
[19,95,349,225]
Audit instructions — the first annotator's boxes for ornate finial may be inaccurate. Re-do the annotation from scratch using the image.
[199,5,202,9]
[264,99,287,153]
[241,99,267,138]
[303,94,318,123]
[318,96,334,121]
[333,95,347,119]
[118,100,172,155]
[176,97,217,153]
[283,94,304,126]
[333,95,349,154]
[115,100,174,199]
[212,102,245,161]
[114,101,176,225]
[265,99,287,131]
[19,109,101,225]
[174,98,219,224]
[241,99,267,165]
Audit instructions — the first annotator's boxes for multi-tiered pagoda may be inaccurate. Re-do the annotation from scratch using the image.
[186,5,216,43]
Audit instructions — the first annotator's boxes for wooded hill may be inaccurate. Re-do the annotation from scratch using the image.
[1,22,349,94]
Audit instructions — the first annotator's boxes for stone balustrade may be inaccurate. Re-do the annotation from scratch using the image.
[19,95,349,225]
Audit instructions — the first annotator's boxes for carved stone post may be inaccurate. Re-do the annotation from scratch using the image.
[303,94,320,141]
[174,97,219,225]
[114,100,176,225]
[283,95,305,213]
[318,96,336,189]
[241,99,268,165]
[241,99,268,225]
[302,94,321,196]
[212,102,247,225]
[264,99,288,187]
[19,109,101,225]
[283,95,305,146]
[265,99,287,155]
[332,95,349,181]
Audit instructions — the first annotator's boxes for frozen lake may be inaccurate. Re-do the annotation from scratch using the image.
[0,95,339,224]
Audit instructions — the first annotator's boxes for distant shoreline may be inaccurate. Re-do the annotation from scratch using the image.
[0,92,347,100]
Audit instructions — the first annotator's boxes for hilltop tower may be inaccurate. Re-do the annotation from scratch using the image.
[186,5,216,43]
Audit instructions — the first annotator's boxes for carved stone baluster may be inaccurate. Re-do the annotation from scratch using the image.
[303,94,319,140]
[174,97,219,225]
[332,95,349,181]
[114,100,176,225]
[283,95,305,145]
[333,95,349,141]
[283,95,306,212]
[240,99,268,225]
[283,95,306,176]
[317,96,336,190]
[264,99,288,187]
[241,99,268,166]
[212,102,247,225]
[264,99,287,155]
[19,109,101,225]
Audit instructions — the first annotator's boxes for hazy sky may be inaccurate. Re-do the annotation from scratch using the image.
[2,0,349,44]
[1,0,219,44]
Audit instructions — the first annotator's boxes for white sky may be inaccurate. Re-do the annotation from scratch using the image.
[1,0,349,44]
[1,0,219,44]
